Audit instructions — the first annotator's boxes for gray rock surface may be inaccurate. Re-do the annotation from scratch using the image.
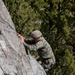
[0,0,46,75]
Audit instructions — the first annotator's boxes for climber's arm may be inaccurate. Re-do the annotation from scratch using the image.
[24,41,44,51]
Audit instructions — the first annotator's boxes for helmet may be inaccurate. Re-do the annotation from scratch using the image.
[31,30,42,39]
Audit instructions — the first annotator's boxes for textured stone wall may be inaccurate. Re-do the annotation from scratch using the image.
[0,0,46,75]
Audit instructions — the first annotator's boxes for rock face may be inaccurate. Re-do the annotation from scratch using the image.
[0,0,46,75]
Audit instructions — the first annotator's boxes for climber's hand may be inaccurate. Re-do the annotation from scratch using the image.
[17,33,22,38]
[17,33,25,43]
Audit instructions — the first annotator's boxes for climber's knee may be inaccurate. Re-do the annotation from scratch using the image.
[41,58,55,72]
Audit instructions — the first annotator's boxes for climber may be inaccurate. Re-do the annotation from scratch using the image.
[17,30,56,72]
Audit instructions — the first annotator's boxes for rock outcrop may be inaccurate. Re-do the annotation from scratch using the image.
[0,0,46,75]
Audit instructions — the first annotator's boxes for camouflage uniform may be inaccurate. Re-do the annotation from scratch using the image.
[25,37,56,71]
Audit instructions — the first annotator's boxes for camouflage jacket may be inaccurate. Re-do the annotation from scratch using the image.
[25,37,55,59]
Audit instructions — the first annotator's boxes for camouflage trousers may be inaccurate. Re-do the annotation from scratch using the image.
[41,57,55,72]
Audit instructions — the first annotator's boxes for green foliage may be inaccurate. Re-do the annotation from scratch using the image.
[48,49,75,75]
[3,0,41,36]
[3,0,75,75]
